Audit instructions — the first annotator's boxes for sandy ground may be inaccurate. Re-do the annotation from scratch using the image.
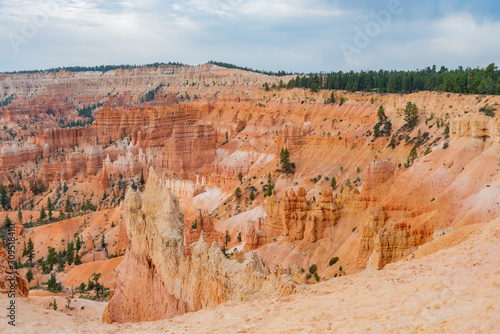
[1,221,499,334]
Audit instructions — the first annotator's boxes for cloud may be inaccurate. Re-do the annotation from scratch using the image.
[338,12,500,71]
[173,0,343,19]
[0,0,498,72]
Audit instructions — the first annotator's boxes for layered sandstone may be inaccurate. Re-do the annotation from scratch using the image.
[161,124,216,173]
[263,187,339,243]
[363,160,396,192]
[35,127,93,151]
[104,169,294,323]
[450,113,500,143]
[0,141,41,170]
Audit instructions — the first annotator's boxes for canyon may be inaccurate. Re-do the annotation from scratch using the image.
[0,64,498,332]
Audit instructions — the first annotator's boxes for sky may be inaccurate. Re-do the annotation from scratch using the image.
[0,0,499,73]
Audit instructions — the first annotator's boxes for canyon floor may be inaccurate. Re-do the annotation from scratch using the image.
[3,219,499,334]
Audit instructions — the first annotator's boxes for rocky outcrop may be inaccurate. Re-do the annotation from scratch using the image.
[112,221,129,256]
[35,127,93,151]
[39,151,88,182]
[278,187,338,242]
[100,168,109,191]
[262,193,282,241]
[184,209,223,257]
[243,218,266,252]
[104,168,294,323]
[450,113,500,142]
[164,176,206,199]
[161,124,216,173]
[363,160,396,192]
[103,151,145,179]
[0,241,29,297]
[11,190,34,210]
[84,234,94,254]
[14,221,24,238]
[0,141,42,170]
[276,123,304,152]
[355,207,431,270]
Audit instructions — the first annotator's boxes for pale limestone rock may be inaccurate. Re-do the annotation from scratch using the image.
[104,168,294,323]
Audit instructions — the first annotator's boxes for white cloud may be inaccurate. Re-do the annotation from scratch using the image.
[0,1,498,72]
[173,0,343,19]
[334,12,500,71]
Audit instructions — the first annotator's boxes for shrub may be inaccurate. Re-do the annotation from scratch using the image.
[373,123,381,137]
[479,104,496,117]
[329,257,339,266]
[234,187,241,198]
[443,142,449,149]
[309,264,317,274]
[314,272,320,282]
[389,134,396,148]
[408,147,418,164]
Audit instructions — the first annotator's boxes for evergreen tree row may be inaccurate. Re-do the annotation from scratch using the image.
[208,61,293,77]
[285,64,500,95]
[3,62,186,74]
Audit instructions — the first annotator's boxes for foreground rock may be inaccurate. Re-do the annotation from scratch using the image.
[0,240,29,297]
[3,220,499,333]
[103,168,294,323]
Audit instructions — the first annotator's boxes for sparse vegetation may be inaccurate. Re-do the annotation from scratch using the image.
[479,104,496,117]
[234,187,242,199]
[329,257,339,266]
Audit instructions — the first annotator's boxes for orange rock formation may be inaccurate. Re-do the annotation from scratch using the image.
[184,209,223,257]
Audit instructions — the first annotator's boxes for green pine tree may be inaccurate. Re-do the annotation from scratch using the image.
[225,230,231,247]
[27,238,35,266]
[26,269,33,283]
[330,177,337,189]
[39,206,46,221]
[404,102,419,129]
[65,242,74,265]
[389,135,396,148]
[377,105,387,123]
[140,170,145,185]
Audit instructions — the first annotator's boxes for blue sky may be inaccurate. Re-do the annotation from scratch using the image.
[0,0,499,72]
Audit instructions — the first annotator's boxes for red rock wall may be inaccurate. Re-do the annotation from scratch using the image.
[162,124,216,172]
